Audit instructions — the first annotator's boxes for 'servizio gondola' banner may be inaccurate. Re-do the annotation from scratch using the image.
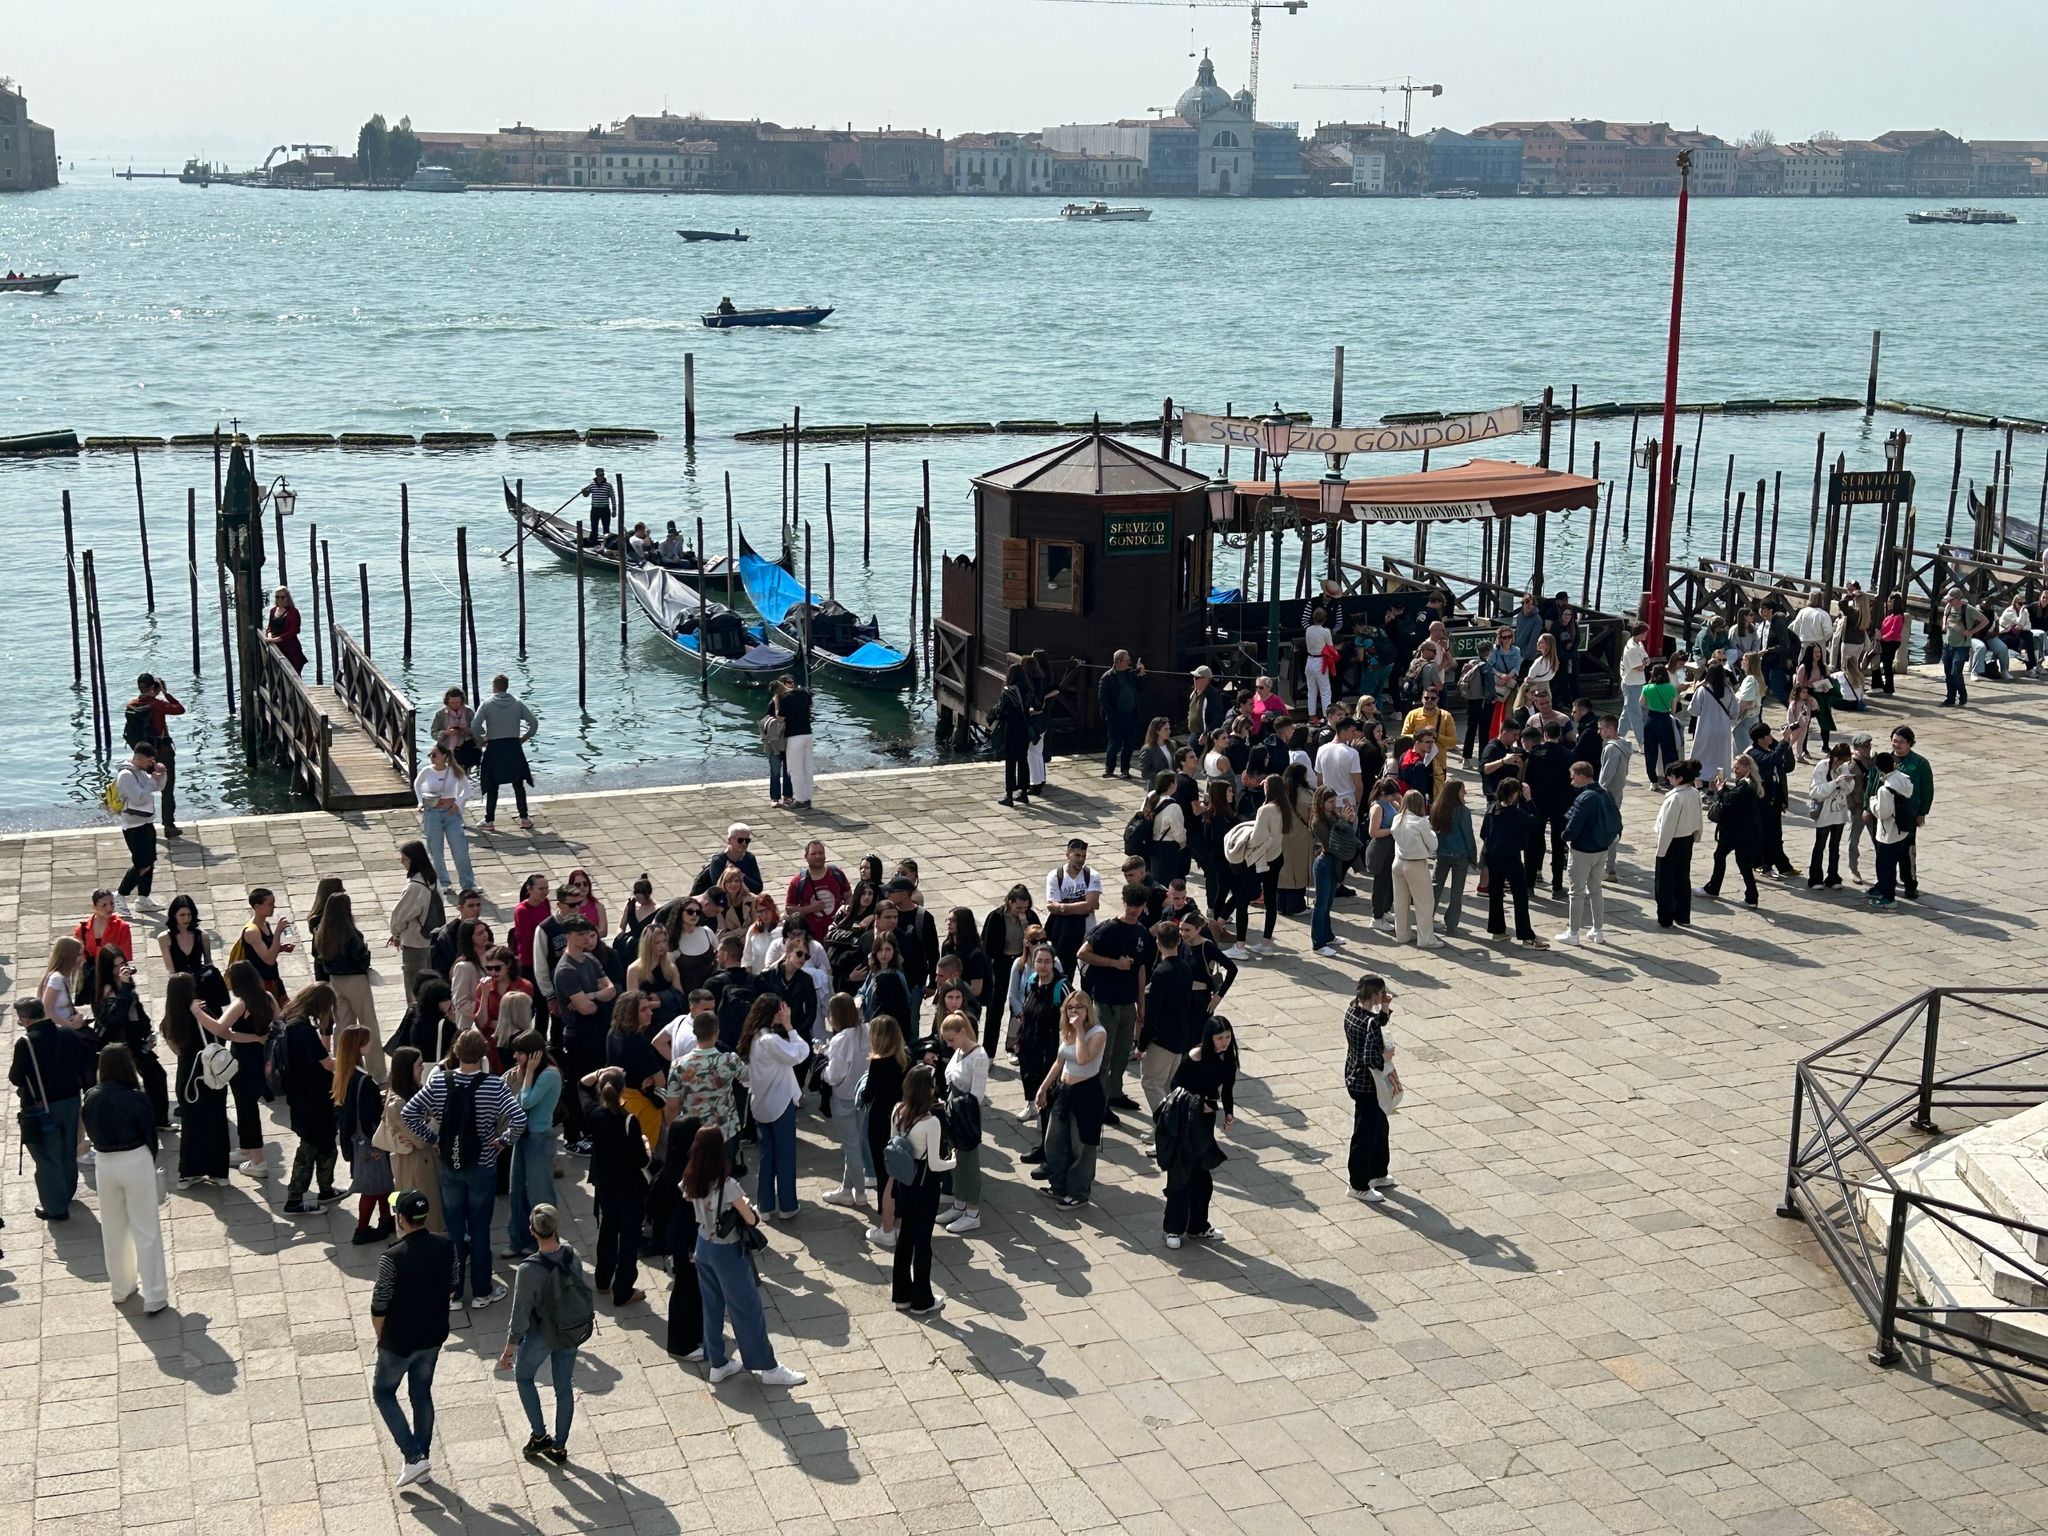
[1183,405,1525,456]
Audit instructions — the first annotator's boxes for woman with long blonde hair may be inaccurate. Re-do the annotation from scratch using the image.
[862,1014,910,1249]
[1035,989,1106,1207]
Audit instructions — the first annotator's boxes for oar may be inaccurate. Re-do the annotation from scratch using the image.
[498,490,582,560]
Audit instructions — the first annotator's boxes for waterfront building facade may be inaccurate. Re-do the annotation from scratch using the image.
[0,79,58,192]
[945,133,1053,194]
[1042,54,1302,196]
[1049,149,1142,196]
[1420,129,1522,194]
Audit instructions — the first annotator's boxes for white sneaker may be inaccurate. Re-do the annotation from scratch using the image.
[1368,1176,1398,1191]
[946,1212,981,1234]
[1164,1234,1183,1250]
[681,1347,705,1362]
[866,1226,898,1250]
[175,1175,202,1191]
[1314,945,1340,957]
[1375,916,1395,933]
[943,1199,966,1218]
[234,1159,267,1179]
[1221,945,1253,961]
[395,1459,432,1489]
[1585,929,1607,946]
[473,1279,509,1309]
[708,1358,746,1384]
[1254,938,1285,955]
[1553,930,1582,947]
[755,1365,807,1387]
[821,1187,858,1207]
[1348,1186,1387,1204]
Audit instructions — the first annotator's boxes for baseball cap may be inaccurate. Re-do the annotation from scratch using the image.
[1849,732,1872,748]
[394,1189,431,1223]
[1192,665,1214,679]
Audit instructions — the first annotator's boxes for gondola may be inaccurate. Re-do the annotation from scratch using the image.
[500,479,783,593]
[736,530,916,691]
[627,566,795,687]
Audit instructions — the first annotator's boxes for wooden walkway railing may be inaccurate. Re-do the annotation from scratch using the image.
[249,627,415,813]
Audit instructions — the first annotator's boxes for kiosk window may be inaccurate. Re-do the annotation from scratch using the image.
[1034,540,1082,613]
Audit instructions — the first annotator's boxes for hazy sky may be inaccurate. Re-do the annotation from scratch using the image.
[16,0,2048,161]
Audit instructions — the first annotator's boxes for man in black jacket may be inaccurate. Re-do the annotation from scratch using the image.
[1136,921,1197,1117]
[689,825,764,897]
[1099,650,1147,779]
[1524,721,1577,898]
[429,889,482,980]
[1746,724,1799,876]
[370,1189,457,1488]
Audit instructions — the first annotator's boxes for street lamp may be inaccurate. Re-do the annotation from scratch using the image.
[262,475,297,518]
[1206,472,1235,529]
[1258,414,1297,679]
[1317,467,1349,582]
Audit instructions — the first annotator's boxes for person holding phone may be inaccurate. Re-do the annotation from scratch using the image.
[1341,976,1399,1204]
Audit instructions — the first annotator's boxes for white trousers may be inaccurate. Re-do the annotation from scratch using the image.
[1305,657,1332,719]
[786,733,815,802]
[1027,739,1046,785]
[98,1145,168,1309]
[1391,859,1436,947]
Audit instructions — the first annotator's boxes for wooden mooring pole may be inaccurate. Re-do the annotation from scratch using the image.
[1619,415,1640,543]
[308,523,324,684]
[1865,329,1881,413]
[575,521,587,712]
[455,526,472,696]
[359,562,371,656]
[862,425,872,567]
[724,474,736,608]
[1595,483,1615,611]
[1581,442,1601,608]
[187,489,202,677]
[617,475,629,646]
[1768,471,1783,569]
[1804,434,1826,580]
[1752,478,1766,566]
[695,517,710,700]
[824,463,836,599]
[515,477,528,659]
[320,540,336,680]
[684,351,697,449]
[63,490,82,685]
[1941,428,1963,544]
[132,448,156,612]
[1685,411,1704,537]
[82,550,105,760]
[401,484,414,667]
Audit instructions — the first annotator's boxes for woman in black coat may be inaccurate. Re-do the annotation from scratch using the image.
[662,1114,705,1357]
[94,948,169,1127]
[1480,776,1545,948]
[997,664,1033,808]
[1703,755,1765,907]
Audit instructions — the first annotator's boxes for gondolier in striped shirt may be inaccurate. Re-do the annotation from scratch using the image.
[578,468,614,541]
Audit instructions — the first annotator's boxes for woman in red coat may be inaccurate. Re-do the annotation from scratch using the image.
[265,586,308,674]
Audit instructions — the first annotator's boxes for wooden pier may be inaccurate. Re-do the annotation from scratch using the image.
[251,627,415,813]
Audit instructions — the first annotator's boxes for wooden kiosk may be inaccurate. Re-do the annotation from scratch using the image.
[935,430,1213,744]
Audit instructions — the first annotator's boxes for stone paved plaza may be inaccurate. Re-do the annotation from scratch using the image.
[2,665,2046,1536]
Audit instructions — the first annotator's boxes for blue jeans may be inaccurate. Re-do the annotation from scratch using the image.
[1972,636,2012,676]
[440,1162,498,1298]
[830,1095,864,1192]
[506,1127,557,1256]
[1765,659,1790,706]
[1617,683,1645,745]
[755,1104,799,1216]
[371,1346,440,1463]
[1310,853,1340,950]
[514,1333,578,1448]
[24,1094,80,1216]
[768,753,789,801]
[1942,643,1970,704]
[696,1236,777,1371]
[420,804,475,889]
[1103,716,1136,775]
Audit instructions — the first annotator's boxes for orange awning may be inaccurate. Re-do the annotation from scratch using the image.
[1232,458,1600,523]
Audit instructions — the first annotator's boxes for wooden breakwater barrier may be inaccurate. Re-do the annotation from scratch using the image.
[2,427,665,457]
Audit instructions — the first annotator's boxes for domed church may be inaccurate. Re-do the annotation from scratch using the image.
[1040,52,1304,196]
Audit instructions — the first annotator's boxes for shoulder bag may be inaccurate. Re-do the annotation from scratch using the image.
[14,1031,54,1140]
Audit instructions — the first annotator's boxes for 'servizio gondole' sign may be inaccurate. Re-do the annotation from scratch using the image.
[1182,404,1525,457]
[1829,469,1915,507]
[1103,510,1173,556]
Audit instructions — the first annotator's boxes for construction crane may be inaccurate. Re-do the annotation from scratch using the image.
[1032,0,1308,120]
[1295,77,1443,136]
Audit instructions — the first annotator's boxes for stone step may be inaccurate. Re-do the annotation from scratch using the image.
[1956,1141,2048,1265]
[1913,1158,2048,1308]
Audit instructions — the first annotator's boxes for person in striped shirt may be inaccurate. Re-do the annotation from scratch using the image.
[579,469,614,540]
[403,1030,528,1307]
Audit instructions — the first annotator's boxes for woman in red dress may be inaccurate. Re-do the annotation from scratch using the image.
[265,586,308,673]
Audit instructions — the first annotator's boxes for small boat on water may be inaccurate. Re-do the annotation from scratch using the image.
[1430,186,1480,200]
[2003,516,2043,560]
[0,273,78,294]
[500,480,786,590]
[679,228,748,242]
[701,304,832,329]
[402,165,468,194]
[628,567,795,687]
[1060,202,1151,222]
[736,531,915,691]
[1906,206,2016,225]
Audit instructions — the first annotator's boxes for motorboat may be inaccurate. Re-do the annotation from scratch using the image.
[628,567,795,687]
[1430,187,1480,199]
[678,228,748,242]
[736,531,914,691]
[1906,206,2016,225]
[1060,202,1152,222]
[700,305,832,329]
[402,165,467,193]
[0,272,77,294]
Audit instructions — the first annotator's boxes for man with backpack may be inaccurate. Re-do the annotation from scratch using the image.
[1077,884,1153,1125]
[370,1188,457,1488]
[498,1203,593,1465]
[1555,762,1621,947]
[403,1029,528,1308]
[112,741,167,907]
[785,840,851,941]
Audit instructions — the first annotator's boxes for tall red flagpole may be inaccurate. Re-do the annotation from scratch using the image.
[1646,148,1692,654]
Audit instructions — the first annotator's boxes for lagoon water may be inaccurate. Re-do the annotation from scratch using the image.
[1,179,2042,824]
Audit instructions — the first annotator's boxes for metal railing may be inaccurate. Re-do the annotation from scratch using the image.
[333,626,417,784]
[1778,987,2048,1385]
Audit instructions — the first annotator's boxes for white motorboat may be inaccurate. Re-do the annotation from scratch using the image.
[1060,202,1151,222]
[1430,187,1480,199]
[1906,206,2016,225]
[402,165,467,193]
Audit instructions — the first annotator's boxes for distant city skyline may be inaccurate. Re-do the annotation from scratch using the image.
[15,0,2048,161]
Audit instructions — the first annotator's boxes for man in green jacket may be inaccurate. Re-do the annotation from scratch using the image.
[1885,725,1934,899]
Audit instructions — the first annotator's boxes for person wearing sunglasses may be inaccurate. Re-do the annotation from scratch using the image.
[689,825,763,900]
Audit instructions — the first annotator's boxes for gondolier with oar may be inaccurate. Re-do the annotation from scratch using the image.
[578,468,614,542]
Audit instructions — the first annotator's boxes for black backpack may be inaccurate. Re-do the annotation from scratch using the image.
[123,703,156,750]
[1122,809,1154,858]
[439,1071,485,1171]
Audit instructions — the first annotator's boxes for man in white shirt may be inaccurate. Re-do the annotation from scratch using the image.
[1616,622,1650,746]
[1043,839,1102,976]
[114,743,166,906]
[1791,592,1835,651]
[1313,719,1365,813]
